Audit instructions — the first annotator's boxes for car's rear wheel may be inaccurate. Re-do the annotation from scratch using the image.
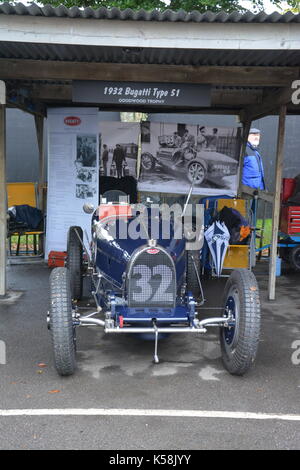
[49,267,76,376]
[220,269,261,376]
[67,226,83,300]
[187,161,206,185]
[289,246,300,272]
[141,152,155,171]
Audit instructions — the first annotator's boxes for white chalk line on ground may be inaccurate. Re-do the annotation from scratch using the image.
[0,409,300,422]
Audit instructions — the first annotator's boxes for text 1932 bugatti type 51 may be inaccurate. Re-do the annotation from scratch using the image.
[48,188,261,377]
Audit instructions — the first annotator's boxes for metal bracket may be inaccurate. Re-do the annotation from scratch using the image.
[153,321,159,364]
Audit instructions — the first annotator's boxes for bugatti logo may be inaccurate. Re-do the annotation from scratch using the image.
[64,116,81,126]
[147,248,159,254]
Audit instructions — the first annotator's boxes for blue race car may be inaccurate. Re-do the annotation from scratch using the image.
[48,189,261,376]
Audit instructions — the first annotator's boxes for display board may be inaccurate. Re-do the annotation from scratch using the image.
[45,108,99,256]
[46,111,241,256]
[138,122,240,196]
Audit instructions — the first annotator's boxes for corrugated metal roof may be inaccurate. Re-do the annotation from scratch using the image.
[0,2,300,23]
[1,41,300,67]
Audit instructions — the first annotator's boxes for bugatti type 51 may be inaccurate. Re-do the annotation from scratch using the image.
[48,190,261,376]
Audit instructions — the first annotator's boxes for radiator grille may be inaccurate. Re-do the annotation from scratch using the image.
[128,248,176,308]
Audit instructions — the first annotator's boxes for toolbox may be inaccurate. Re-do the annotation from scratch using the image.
[280,206,300,234]
[48,251,67,268]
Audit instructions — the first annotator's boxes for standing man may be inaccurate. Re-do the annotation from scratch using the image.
[242,128,265,190]
[196,126,208,150]
[102,144,109,176]
[113,144,126,179]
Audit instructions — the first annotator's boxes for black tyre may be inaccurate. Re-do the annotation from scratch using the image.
[49,267,76,376]
[289,246,300,272]
[186,250,201,298]
[220,269,261,376]
[187,161,206,185]
[67,226,83,300]
[141,153,155,171]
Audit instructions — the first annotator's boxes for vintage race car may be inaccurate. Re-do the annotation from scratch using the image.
[48,190,261,377]
[141,146,238,186]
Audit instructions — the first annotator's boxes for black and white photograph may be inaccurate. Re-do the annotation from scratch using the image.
[76,167,97,183]
[141,120,151,143]
[99,122,139,179]
[76,134,97,168]
[138,122,240,196]
[76,183,97,199]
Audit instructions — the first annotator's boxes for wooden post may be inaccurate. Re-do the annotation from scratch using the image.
[34,115,45,211]
[237,119,251,197]
[268,104,287,300]
[0,81,6,297]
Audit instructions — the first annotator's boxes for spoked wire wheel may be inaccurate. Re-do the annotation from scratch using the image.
[141,153,155,171]
[187,161,206,185]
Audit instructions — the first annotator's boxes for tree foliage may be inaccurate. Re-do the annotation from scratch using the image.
[32,0,286,14]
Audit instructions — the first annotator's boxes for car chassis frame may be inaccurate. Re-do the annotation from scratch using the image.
[64,230,236,364]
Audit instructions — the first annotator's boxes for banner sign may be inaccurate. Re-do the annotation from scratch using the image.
[46,107,99,257]
[138,122,240,196]
[73,81,211,108]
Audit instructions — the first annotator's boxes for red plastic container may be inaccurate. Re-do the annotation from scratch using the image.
[48,251,67,268]
[281,178,296,203]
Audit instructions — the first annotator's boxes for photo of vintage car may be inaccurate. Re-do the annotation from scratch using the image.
[141,141,238,187]
[48,188,261,377]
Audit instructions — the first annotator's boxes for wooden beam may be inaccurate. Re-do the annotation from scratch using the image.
[34,115,45,211]
[268,105,287,301]
[237,121,251,197]
[240,184,274,204]
[212,89,263,106]
[0,59,298,86]
[0,81,6,297]
[240,87,294,122]
[2,15,300,51]
[31,84,72,102]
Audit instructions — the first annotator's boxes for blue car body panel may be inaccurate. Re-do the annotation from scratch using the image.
[92,209,194,325]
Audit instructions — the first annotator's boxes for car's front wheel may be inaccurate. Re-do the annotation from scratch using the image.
[141,152,155,171]
[220,269,261,376]
[67,226,83,300]
[187,161,206,185]
[49,267,76,376]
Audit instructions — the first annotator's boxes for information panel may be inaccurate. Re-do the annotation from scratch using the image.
[45,108,99,257]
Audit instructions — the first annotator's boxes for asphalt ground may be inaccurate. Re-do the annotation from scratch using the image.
[0,260,299,450]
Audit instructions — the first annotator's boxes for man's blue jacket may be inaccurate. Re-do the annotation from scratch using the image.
[242,142,265,190]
